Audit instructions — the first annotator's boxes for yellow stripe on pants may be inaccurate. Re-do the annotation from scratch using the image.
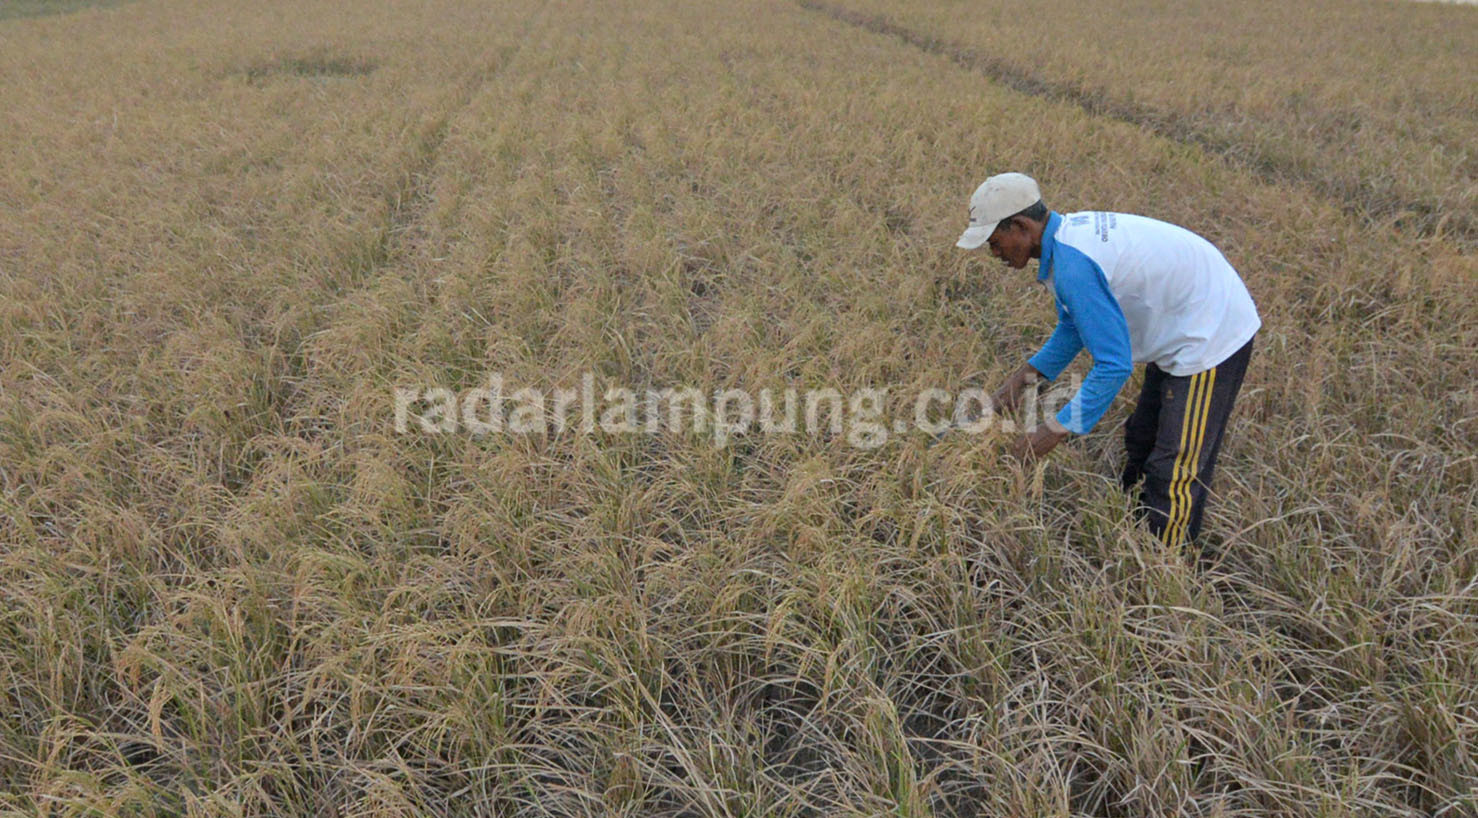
[1164,372,1200,546]
[1168,367,1216,546]
[1177,370,1214,545]
[1185,367,1217,543]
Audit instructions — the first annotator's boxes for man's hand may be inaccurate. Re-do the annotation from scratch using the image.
[989,362,1070,463]
[991,363,1044,416]
[1008,419,1070,464]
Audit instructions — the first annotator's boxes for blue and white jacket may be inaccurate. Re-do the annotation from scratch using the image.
[1027,211,1261,434]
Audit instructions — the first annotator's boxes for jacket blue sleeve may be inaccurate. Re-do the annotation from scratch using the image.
[1045,248,1133,434]
[1027,304,1084,381]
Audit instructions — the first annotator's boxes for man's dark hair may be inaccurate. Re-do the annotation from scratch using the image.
[997,200,1048,232]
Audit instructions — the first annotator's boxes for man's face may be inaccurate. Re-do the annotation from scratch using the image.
[985,218,1033,269]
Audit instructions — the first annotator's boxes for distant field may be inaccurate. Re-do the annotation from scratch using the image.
[1,0,1475,815]
[807,0,1478,244]
[0,0,131,21]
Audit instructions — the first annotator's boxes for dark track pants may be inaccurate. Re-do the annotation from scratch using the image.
[1120,336,1254,546]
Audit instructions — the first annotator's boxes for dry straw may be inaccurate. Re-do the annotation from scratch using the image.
[0,0,1474,814]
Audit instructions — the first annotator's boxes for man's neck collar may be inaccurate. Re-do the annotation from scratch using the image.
[1037,210,1062,282]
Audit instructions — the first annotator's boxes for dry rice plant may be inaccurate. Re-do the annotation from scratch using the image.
[0,0,1475,815]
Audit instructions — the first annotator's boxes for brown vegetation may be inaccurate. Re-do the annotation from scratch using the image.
[1,0,1475,815]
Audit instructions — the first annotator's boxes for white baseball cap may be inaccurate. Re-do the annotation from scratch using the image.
[955,172,1042,249]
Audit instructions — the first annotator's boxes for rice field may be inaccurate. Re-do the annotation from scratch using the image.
[1,0,1475,815]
